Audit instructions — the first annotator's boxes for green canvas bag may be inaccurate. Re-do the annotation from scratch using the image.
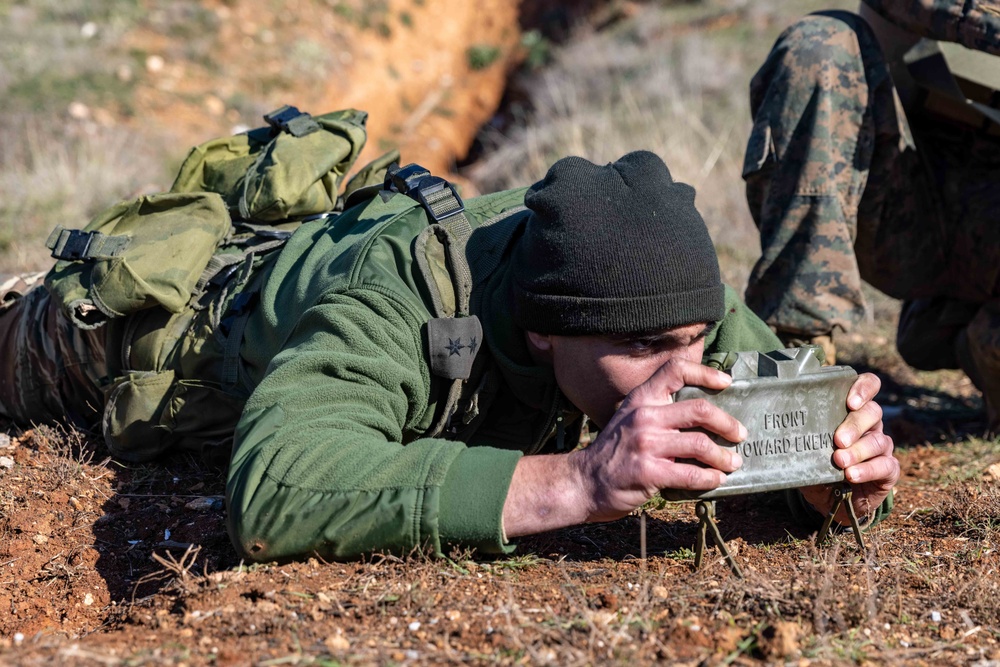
[170,106,370,221]
[43,105,377,462]
[45,106,372,329]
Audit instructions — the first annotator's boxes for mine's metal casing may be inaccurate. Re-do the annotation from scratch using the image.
[661,348,857,501]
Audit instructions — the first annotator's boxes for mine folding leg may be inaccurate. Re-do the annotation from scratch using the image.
[693,500,744,578]
[816,483,866,550]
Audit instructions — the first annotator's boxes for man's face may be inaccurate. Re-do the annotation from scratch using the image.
[529,322,712,428]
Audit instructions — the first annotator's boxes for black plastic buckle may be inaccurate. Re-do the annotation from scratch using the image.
[263,105,320,137]
[384,163,465,223]
[385,163,430,195]
[55,230,93,261]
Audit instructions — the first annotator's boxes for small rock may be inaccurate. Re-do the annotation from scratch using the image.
[986,463,1000,481]
[145,55,165,73]
[445,610,461,621]
[68,101,90,120]
[184,496,224,511]
[652,585,668,599]
[0,456,13,469]
[0,433,10,448]
[324,634,349,651]
[763,621,800,660]
[931,611,942,623]
[204,95,225,117]
[80,22,97,38]
[69,497,83,510]
[408,621,421,632]
[13,633,23,646]
[32,534,48,545]
[83,593,94,606]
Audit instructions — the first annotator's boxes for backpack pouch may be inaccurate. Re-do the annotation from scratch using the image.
[103,370,244,462]
[171,108,369,222]
[45,192,231,328]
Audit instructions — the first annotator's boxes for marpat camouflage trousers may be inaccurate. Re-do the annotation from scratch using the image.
[743,11,1000,418]
[0,274,106,427]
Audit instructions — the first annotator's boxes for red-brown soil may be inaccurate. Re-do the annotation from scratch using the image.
[1,341,999,665]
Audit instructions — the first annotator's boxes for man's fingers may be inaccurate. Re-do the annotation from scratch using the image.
[846,372,881,411]
[835,398,883,448]
[625,399,746,444]
[652,458,728,491]
[642,431,743,473]
[842,453,900,487]
[833,430,894,470]
[632,357,732,405]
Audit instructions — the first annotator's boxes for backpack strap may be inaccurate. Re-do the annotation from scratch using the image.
[389,164,531,438]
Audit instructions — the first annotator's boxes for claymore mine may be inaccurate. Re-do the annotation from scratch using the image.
[666,348,867,577]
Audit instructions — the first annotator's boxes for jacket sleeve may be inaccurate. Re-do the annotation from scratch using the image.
[226,288,521,562]
[704,285,782,354]
[862,0,1000,55]
[784,487,895,531]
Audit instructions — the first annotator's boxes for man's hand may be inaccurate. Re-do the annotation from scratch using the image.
[799,372,899,525]
[503,358,745,537]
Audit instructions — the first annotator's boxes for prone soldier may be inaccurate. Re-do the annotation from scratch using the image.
[0,138,900,561]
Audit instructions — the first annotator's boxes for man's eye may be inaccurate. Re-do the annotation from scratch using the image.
[628,338,657,352]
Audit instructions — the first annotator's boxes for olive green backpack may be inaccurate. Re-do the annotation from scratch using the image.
[43,105,398,462]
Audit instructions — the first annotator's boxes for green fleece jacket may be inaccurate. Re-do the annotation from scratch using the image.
[225,186,797,562]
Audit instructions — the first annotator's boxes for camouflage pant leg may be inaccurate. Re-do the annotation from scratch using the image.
[743,11,947,336]
[0,273,107,427]
[961,301,1000,430]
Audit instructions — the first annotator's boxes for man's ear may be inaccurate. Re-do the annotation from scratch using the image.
[524,331,553,352]
[525,331,555,366]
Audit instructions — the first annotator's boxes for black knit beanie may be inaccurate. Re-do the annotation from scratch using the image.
[509,150,724,335]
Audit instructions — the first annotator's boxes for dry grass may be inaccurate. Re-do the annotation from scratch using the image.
[0,116,172,273]
[466,0,854,292]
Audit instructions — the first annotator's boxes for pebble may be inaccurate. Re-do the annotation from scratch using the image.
[0,457,13,469]
[184,497,224,511]
[408,621,421,632]
[0,433,10,448]
[931,611,942,623]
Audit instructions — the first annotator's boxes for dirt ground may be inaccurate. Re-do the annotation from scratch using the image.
[1,326,998,666]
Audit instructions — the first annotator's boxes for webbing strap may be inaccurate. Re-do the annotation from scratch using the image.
[194,236,290,295]
[386,163,474,315]
[196,253,247,293]
[46,226,130,261]
[220,257,259,390]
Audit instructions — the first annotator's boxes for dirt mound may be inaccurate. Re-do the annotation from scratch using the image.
[123,0,534,179]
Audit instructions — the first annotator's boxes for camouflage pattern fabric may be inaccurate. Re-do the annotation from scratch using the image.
[743,9,1000,422]
[0,274,106,427]
[862,0,1000,56]
[958,300,1000,427]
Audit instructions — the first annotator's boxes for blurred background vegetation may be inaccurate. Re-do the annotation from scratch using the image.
[1,0,853,285]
